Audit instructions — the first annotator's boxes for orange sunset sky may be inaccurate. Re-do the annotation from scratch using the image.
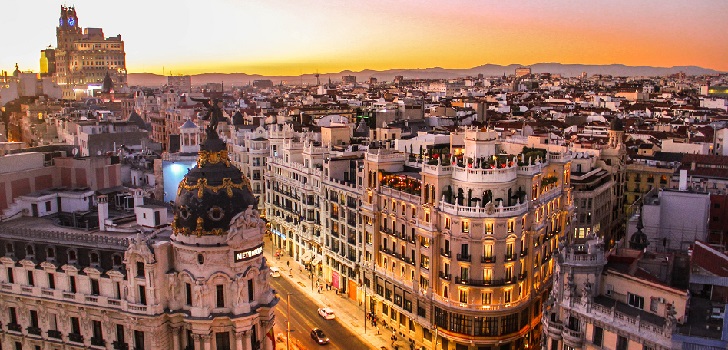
[3,0,727,76]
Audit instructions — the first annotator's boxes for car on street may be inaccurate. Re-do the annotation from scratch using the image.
[269,266,281,278]
[310,328,329,345]
[317,307,335,320]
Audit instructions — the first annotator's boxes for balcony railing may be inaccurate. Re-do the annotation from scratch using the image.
[91,337,106,347]
[48,329,62,339]
[441,249,451,258]
[439,272,451,280]
[7,323,21,333]
[519,272,528,281]
[456,253,471,262]
[504,253,516,262]
[520,249,528,257]
[27,326,42,336]
[68,333,84,343]
[454,277,517,287]
[481,256,496,263]
[112,341,129,350]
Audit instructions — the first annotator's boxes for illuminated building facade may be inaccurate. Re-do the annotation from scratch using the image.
[361,128,573,349]
[54,6,127,99]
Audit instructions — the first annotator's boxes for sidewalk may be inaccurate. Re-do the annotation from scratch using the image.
[265,240,409,350]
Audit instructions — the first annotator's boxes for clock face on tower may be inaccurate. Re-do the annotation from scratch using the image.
[68,17,75,26]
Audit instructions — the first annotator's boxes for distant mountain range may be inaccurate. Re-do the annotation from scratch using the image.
[127,63,723,87]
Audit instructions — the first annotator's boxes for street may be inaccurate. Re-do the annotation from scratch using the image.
[271,273,372,350]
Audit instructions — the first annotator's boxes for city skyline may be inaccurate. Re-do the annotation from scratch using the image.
[3,0,728,76]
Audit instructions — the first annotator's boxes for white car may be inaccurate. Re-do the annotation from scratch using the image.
[269,266,281,278]
[317,307,335,320]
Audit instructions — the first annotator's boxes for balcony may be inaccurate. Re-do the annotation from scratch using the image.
[562,328,583,348]
[27,326,42,336]
[439,272,451,280]
[481,256,496,263]
[519,272,528,281]
[504,253,516,262]
[456,253,471,262]
[7,323,21,333]
[48,329,62,339]
[520,249,528,257]
[91,337,106,347]
[68,333,84,343]
[440,249,451,258]
[454,277,517,287]
[112,341,129,350]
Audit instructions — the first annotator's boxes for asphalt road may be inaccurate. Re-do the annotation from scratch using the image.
[271,275,371,350]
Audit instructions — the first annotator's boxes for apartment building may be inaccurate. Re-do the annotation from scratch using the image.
[542,235,688,350]
[361,128,574,350]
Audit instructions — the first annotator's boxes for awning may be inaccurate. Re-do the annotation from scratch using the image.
[312,257,323,265]
[301,252,313,263]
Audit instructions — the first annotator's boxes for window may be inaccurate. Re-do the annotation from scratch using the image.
[90,252,99,265]
[485,223,493,234]
[27,270,34,286]
[462,220,470,233]
[92,320,103,341]
[216,285,225,308]
[482,292,492,305]
[134,330,145,350]
[650,298,659,312]
[71,317,81,334]
[592,326,603,346]
[445,217,451,229]
[7,267,14,283]
[628,292,644,309]
[508,220,514,233]
[186,283,192,306]
[138,286,147,304]
[616,335,628,350]
[29,309,38,328]
[91,279,100,295]
[136,262,145,278]
[48,273,55,289]
[504,290,511,303]
[69,276,77,293]
[483,269,492,282]
[216,332,231,350]
[484,244,493,258]
[459,290,468,303]
[247,280,254,302]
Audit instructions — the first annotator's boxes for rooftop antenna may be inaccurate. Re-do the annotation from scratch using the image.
[315,71,320,86]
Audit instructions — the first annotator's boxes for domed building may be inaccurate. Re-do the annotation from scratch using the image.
[0,124,277,350]
[168,126,277,349]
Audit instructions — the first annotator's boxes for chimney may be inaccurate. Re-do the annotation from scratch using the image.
[97,195,108,231]
[679,169,688,191]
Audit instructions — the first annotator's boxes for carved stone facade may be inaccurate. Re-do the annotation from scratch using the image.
[0,127,276,349]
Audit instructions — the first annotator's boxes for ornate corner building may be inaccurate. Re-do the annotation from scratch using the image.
[360,129,574,350]
[542,234,686,350]
[0,127,276,349]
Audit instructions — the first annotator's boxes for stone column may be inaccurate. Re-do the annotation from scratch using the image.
[234,331,245,350]
[245,331,253,350]
[171,327,181,350]
[191,334,202,350]
[201,333,211,350]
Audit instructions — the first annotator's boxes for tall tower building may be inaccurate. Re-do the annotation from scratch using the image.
[53,6,127,99]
